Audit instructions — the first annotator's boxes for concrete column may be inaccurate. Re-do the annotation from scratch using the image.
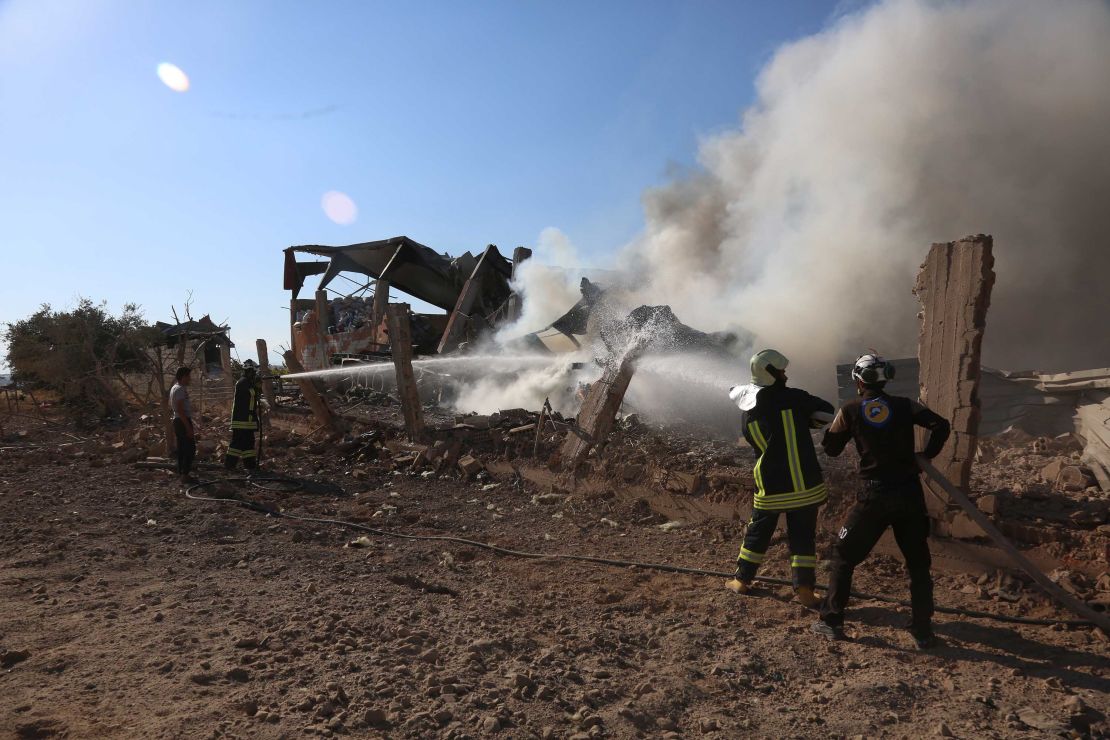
[914,234,996,502]
[561,353,636,474]
[372,278,390,346]
[256,338,275,410]
[314,288,330,370]
[283,350,340,438]
[388,304,426,442]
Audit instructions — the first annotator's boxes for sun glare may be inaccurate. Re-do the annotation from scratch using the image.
[322,191,358,225]
[156,62,190,93]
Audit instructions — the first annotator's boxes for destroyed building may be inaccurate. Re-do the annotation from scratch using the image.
[283,237,525,369]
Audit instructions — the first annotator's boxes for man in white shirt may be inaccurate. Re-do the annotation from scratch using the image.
[168,366,197,483]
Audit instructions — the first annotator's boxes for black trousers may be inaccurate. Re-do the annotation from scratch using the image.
[173,418,196,476]
[820,477,934,635]
[224,429,257,469]
[735,503,820,588]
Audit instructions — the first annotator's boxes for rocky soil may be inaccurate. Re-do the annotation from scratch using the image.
[1,406,1108,739]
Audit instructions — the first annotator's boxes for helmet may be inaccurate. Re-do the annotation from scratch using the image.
[242,359,259,374]
[750,349,788,387]
[852,353,895,386]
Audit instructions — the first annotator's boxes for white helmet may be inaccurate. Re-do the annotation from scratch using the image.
[750,349,788,387]
[852,353,895,386]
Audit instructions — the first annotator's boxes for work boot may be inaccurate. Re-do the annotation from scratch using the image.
[910,630,937,650]
[794,586,821,609]
[811,620,844,641]
[724,578,752,594]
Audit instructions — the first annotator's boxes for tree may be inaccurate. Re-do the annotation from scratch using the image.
[4,299,162,423]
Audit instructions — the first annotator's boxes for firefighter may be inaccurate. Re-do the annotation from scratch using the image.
[812,354,950,649]
[225,359,260,471]
[725,349,835,608]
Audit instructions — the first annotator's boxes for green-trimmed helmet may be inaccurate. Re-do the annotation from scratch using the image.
[750,349,788,387]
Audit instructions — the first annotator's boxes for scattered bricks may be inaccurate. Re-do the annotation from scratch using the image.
[457,455,484,480]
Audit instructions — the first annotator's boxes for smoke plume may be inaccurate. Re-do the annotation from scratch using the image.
[613,0,1110,390]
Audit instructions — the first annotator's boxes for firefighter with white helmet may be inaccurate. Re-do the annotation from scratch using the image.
[812,353,950,649]
[726,349,835,607]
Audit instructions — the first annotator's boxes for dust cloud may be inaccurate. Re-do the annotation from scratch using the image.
[504,0,1110,406]
[616,0,1110,389]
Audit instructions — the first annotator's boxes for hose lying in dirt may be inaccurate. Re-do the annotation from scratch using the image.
[185,477,1098,629]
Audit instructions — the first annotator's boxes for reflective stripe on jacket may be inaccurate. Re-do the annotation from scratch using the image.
[229,377,259,431]
[740,381,833,510]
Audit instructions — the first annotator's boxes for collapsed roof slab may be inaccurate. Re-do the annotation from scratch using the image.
[284,236,512,314]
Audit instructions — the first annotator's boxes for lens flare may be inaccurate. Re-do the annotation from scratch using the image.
[322,191,358,225]
[156,62,190,93]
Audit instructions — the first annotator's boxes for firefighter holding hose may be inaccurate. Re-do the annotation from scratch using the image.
[726,349,835,608]
[224,359,261,471]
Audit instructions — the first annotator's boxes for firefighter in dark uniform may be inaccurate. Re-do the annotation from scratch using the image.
[225,359,260,471]
[725,349,835,608]
[813,354,950,649]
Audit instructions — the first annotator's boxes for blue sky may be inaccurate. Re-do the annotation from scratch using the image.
[0,0,842,370]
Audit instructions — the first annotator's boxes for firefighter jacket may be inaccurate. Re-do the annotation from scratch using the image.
[229,376,259,432]
[740,381,835,511]
[821,389,950,481]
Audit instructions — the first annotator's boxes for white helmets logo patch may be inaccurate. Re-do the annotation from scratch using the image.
[861,397,891,427]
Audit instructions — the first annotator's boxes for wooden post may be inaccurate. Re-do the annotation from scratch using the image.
[282,350,341,437]
[914,235,995,506]
[387,304,426,442]
[372,278,390,346]
[561,354,636,473]
[438,245,497,354]
[315,288,330,370]
[256,339,275,407]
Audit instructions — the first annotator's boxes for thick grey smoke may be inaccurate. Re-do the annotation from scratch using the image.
[618,0,1110,389]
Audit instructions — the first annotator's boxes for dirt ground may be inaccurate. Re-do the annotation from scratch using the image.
[1,408,1107,739]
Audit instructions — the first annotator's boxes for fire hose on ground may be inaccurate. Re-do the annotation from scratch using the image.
[184,465,1107,631]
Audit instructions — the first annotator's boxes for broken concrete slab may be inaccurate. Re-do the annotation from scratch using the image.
[560,353,637,474]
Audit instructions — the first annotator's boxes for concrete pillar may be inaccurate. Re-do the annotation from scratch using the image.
[282,350,341,437]
[914,234,995,502]
[314,289,330,370]
[372,278,390,346]
[256,338,275,410]
[561,354,636,474]
[387,303,426,442]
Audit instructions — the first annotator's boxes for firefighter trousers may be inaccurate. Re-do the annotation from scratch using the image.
[820,478,934,635]
[225,429,257,469]
[735,502,819,588]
